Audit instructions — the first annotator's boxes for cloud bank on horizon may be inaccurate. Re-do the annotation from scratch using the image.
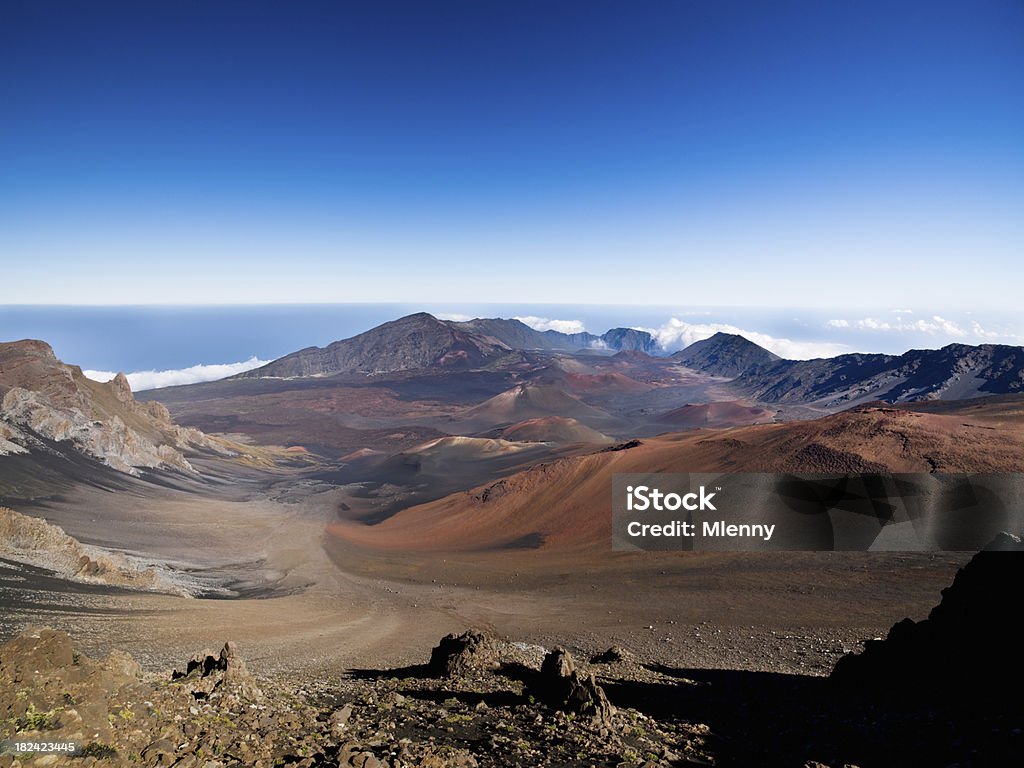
[640,319,848,360]
[84,357,270,392]
[826,314,1022,344]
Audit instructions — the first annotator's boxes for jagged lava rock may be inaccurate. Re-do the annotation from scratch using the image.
[533,646,615,727]
[428,629,500,677]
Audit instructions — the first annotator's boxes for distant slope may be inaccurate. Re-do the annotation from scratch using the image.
[672,333,1024,407]
[735,343,1024,406]
[559,372,653,395]
[451,318,657,354]
[333,398,1024,552]
[673,332,780,377]
[240,313,513,378]
[0,340,235,476]
[450,318,595,352]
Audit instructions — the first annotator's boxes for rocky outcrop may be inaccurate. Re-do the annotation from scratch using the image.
[590,645,632,664]
[171,641,263,701]
[599,327,658,353]
[0,339,235,475]
[831,532,1024,699]
[0,631,336,767]
[531,647,615,727]
[2,386,195,474]
[0,421,28,456]
[428,629,501,677]
[0,629,703,768]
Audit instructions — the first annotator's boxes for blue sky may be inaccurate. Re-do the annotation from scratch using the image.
[2,1,1022,307]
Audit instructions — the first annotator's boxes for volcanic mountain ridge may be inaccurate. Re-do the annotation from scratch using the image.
[0,339,235,475]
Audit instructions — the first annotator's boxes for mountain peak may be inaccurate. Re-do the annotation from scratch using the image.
[241,313,511,378]
[673,333,780,377]
[108,371,134,403]
[0,338,58,363]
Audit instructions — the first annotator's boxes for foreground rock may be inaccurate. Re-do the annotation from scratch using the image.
[0,629,335,767]
[832,531,1024,699]
[171,641,264,701]
[427,629,500,677]
[0,629,710,767]
[532,647,615,727]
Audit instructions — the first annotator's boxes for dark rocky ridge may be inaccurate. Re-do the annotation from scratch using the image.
[737,342,1024,405]
[0,628,713,768]
[672,332,781,377]
[234,314,1024,408]
[671,332,1024,405]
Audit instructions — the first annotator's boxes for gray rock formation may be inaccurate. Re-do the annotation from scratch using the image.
[0,339,234,475]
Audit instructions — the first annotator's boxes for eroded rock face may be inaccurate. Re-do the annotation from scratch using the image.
[428,629,501,678]
[2,387,195,473]
[831,532,1024,699]
[0,339,235,475]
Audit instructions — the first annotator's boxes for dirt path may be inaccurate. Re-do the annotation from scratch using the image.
[0,472,971,682]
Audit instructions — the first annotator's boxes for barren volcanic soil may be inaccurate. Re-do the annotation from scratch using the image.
[0,444,976,684]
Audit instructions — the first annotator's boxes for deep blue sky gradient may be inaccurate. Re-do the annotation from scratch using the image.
[2,1,1022,307]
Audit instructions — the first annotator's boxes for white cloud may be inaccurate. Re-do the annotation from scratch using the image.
[83,357,270,392]
[828,315,968,337]
[825,315,1023,344]
[435,312,473,321]
[892,309,914,314]
[970,321,1002,339]
[513,316,588,334]
[641,318,847,360]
